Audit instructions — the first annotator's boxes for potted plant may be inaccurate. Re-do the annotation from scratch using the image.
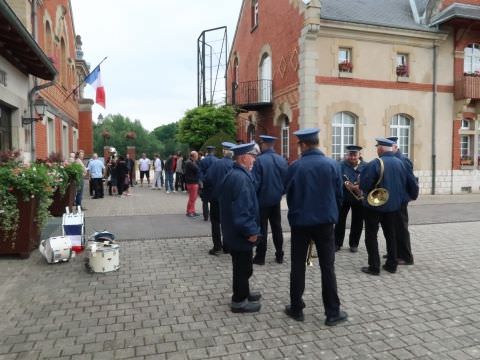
[0,151,55,258]
[338,60,353,73]
[46,154,84,217]
[396,64,409,77]
[460,155,473,166]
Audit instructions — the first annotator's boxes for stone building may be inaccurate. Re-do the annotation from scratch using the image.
[227,0,480,194]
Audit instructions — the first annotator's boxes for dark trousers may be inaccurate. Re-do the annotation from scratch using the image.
[290,224,340,317]
[364,208,399,271]
[334,201,364,248]
[396,202,413,263]
[210,200,224,251]
[175,173,185,191]
[92,178,104,198]
[231,249,253,302]
[202,199,209,221]
[255,204,284,260]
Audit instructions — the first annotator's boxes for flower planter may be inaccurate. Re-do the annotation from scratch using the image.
[48,181,76,217]
[0,195,39,258]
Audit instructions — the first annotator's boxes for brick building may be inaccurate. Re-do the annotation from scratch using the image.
[227,0,480,194]
[3,0,93,160]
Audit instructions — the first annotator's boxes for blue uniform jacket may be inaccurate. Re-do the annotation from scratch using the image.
[394,150,418,203]
[202,156,234,201]
[219,163,260,252]
[252,149,288,207]
[360,152,418,213]
[285,149,343,227]
[339,159,366,204]
[199,154,218,182]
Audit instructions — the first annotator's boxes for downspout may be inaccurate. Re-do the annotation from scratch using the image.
[431,41,437,194]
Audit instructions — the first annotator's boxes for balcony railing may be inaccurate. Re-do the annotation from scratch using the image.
[229,80,273,109]
[455,75,480,100]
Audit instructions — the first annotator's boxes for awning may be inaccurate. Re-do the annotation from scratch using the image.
[0,0,57,80]
[430,3,480,26]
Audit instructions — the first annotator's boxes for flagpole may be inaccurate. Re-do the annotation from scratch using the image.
[64,56,108,102]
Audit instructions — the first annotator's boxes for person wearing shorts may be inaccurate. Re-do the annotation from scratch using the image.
[138,153,151,186]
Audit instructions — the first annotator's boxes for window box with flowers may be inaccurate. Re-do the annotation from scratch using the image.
[460,155,474,166]
[338,60,353,73]
[396,64,409,77]
[0,151,56,258]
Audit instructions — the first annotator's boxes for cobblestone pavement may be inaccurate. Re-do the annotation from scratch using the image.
[1,185,480,359]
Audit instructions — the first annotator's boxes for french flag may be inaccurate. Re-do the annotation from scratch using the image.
[84,66,106,108]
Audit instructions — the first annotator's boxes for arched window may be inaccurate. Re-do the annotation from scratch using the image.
[60,38,67,86]
[332,112,356,160]
[390,114,412,158]
[259,53,272,102]
[45,21,53,56]
[233,57,239,85]
[464,43,480,74]
[281,116,290,160]
[247,123,256,143]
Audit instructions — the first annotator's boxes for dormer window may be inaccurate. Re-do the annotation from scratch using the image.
[251,0,259,30]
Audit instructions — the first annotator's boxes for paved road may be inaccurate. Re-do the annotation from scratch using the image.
[2,186,480,360]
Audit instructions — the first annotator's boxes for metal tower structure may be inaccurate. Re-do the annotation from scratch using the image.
[197,26,228,107]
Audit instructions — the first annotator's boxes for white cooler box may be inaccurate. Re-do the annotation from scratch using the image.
[87,242,120,273]
[39,236,73,263]
[62,207,85,253]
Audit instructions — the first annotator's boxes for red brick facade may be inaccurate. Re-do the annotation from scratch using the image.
[34,1,80,159]
[227,0,303,160]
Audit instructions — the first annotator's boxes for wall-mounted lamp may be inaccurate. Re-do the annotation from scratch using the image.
[22,98,47,126]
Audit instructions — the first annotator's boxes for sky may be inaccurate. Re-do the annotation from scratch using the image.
[70,0,243,131]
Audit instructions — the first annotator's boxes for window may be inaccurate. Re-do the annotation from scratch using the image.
[251,0,259,29]
[464,44,480,74]
[0,105,11,151]
[62,124,68,158]
[461,135,471,157]
[247,123,255,142]
[390,114,412,158]
[396,53,409,77]
[338,48,352,72]
[281,116,290,160]
[60,38,67,87]
[332,112,356,160]
[233,57,239,85]
[47,118,55,155]
[73,129,78,152]
[0,69,6,86]
[461,119,471,130]
[45,21,53,56]
[259,53,272,102]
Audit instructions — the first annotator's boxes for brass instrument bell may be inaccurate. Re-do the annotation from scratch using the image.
[366,158,390,207]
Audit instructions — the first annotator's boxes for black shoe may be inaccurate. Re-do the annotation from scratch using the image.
[204,217,209,222]
[248,291,262,302]
[382,254,387,259]
[335,246,342,252]
[361,266,380,276]
[252,256,265,265]
[222,248,230,254]
[382,264,397,273]
[231,300,261,313]
[349,247,358,253]
[325,310,348,326]
[208,248,220,256]
[275,256,283,264]
[284,305,304,322]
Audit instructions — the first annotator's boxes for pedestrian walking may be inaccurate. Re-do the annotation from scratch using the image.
[334,145,366,253]
[218,142,261,313]
[359,137,418,276]
[284,128,347,326]
[252,135,288,265]
[184,151,200,217]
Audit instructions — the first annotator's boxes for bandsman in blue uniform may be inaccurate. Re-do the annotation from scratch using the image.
[199,146,218,221]
[359,137,419,275]
[203,141,236,255]
[387,136,416,265]
[219,142,262,313]
[252,135,289,265]
[284,128,348,326]
[334,145,367,253]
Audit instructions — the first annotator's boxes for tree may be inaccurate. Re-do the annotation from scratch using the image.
[151,122,189,157]
[177,105,236,150]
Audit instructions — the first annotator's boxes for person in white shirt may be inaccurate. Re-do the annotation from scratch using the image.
[152,154,163,189]
[138,153,151,186]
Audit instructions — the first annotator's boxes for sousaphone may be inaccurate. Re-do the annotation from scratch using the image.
[367,158,389,207]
